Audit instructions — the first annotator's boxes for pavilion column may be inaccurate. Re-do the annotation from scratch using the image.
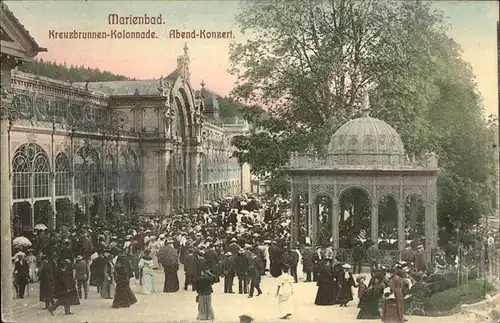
[311,203,318,247]
[425,202,433,261]
[371,201,378,244]
[307,181,313,241]
[398,203,405,252]
[331,198,340,251]
[290,184,297,246]
[50,172,56,230]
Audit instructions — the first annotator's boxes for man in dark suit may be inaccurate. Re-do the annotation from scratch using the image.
[302,243,314,282]
[234,249,250,294]
[290,243,300,283]
[184,249,199,291]
[248,254,263,297]
[14,253,30,298]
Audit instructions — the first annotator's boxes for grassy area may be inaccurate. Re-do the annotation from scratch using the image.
[424,279,496,312]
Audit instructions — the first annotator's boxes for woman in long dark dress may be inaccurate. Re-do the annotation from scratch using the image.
[112,256,137,309]
[161,240,180,292]
[314,258,335,305]
[336,264,355,307]
[356,277,384,319]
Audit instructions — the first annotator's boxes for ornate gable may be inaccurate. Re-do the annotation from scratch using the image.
[0,2,46,61]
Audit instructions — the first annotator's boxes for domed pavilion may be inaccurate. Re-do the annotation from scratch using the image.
[286,91,439,263]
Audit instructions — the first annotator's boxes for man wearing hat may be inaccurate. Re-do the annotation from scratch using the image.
[184,249,199,291]
[234,249,250,294]
[228,238,240,255]
[74,255,89,299]
[221,251,235,293]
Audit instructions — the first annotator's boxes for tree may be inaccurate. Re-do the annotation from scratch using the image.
[229,0,496,233]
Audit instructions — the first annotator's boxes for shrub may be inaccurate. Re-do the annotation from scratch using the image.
[424,279,496,312]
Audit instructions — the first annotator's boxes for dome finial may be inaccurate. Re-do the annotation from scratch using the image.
[361,87,370,117]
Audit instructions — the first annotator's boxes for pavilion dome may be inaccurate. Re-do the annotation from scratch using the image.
[327,113,405,157]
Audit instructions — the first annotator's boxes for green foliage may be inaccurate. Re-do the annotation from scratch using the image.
[217,96,244,119]
[18,58,132,82]
[425,280,495,312]
[228,0,497,233]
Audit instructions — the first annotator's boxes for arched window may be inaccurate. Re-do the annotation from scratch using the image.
[74,145,101,195]
[105,155,116,191]
[175,97,185,138]
[55,153,71,196]
[118,153,129,192]
[12,143,51,200]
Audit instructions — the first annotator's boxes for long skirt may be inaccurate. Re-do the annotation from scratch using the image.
[315,285,335,305]
[163,267,180,292]
[112,282,138,308]
[140,266,156,294]
[197,294,215,321]
[381,299,403,323]
[357,299,381,319]
[277,294,294,317]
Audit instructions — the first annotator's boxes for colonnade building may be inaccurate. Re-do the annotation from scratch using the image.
[1,3,251,232]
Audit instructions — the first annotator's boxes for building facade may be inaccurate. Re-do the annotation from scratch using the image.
[1,4,251,232]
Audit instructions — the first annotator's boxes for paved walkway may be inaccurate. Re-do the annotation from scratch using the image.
[9,270,474,323]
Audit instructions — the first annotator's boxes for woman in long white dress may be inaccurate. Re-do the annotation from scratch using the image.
[148,237,159,269]
[276,265,295,319]
[138,250,156,294]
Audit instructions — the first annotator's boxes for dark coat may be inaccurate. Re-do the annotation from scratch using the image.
[221,256,235,276]
[228,243,240,255]
[315,262,335,305]
[233,254,250,275]
[204,249,220,272]
[53,267,80,306]
[38,261,54,302]
[290,250,299,266]
[90,256,106,286]
[302,247,314,272]
[313,251,322,272]
[14,260,30,285]
[352,245,365,262]
[336,272,355,303]
[184,254,200,278]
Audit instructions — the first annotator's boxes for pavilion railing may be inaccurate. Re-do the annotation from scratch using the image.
[335,248,401,268]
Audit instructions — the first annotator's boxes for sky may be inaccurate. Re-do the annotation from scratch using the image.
[4,0,499,117]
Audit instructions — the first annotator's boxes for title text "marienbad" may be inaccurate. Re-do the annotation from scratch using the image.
[108,14,165,25]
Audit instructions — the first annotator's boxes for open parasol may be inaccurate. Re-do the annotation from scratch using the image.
[157,245,179,267]
[34,223,48,230]
[12,236,32,247]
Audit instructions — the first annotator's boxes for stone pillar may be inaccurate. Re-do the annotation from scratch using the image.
[425,202,433,261]
[398,203,405,251]
[311,203,317,247]
[331,199,340,251]
[307,181,313,239]
[1,59,15,320]
[371,202,378,244]
[50,172,56,229]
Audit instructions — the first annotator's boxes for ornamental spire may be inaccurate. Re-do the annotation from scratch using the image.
[361,87,370,117]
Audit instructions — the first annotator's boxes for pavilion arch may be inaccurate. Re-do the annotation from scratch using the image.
[338,186,372,248]
[377,194,399,250]
[404,193,426,245]
[174,97,186,138]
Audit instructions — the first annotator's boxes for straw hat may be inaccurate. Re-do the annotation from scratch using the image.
[342,263,352,269]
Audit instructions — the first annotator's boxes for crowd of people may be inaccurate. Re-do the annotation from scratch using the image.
[11,194,449,322]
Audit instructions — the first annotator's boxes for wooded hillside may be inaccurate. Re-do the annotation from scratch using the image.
[18,58,132,82]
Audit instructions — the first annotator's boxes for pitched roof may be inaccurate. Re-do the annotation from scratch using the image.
[73,79,166,96]
[0,2,47,54]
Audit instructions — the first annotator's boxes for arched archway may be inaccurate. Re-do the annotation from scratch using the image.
[338,187,371,249]
[179,88,194,126]
[405,194,426,248]
[74,145,101,220]
[377,195,398,250]
[174,97,186,138]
